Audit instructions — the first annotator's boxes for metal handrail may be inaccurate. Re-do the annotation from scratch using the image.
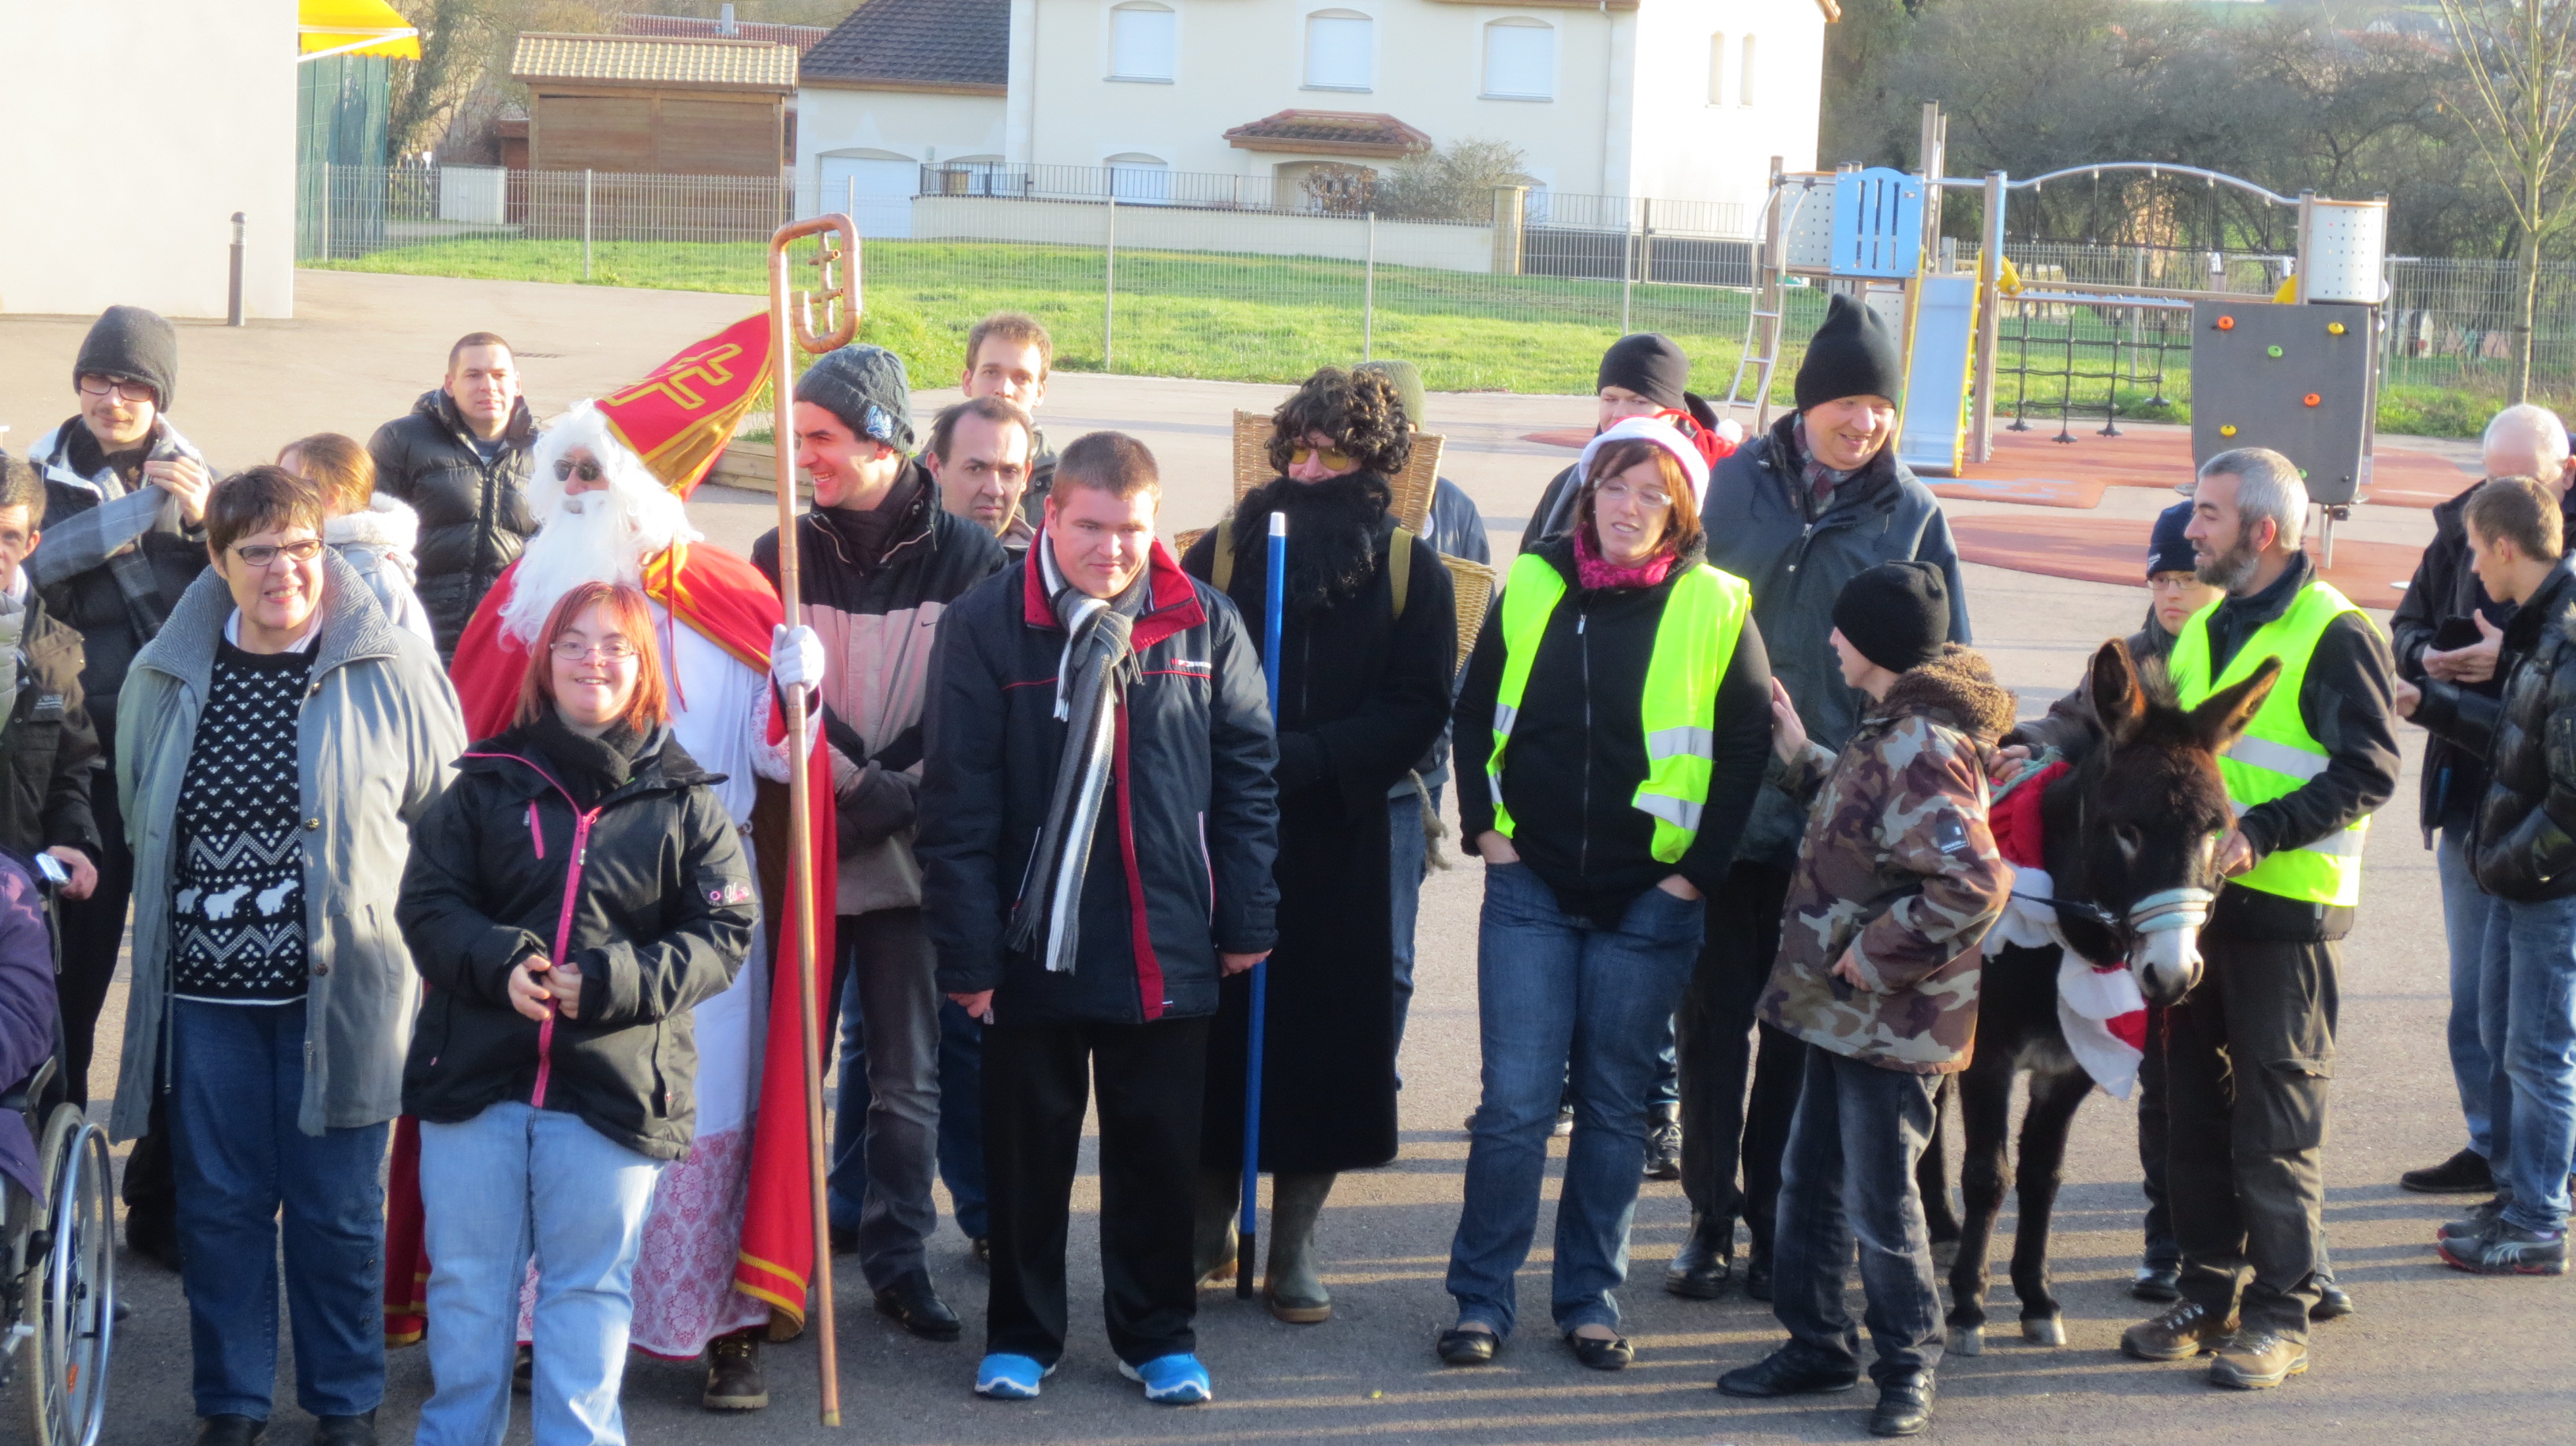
[1934,163,2301,208]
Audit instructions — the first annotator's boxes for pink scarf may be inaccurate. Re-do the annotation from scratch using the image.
[1574,526,1676,590]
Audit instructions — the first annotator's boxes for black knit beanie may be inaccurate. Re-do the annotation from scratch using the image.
[1597,332,1689,411]
[1795,293,1904,413]
[796,343,914,450]
[1833,560,1949,674]
[2146,500,2196,578]
[74,305,178,413]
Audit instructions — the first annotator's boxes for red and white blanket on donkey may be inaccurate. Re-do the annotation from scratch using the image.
[1984,759,2151,1099]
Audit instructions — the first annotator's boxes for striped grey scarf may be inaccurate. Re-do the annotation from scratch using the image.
[1005,536,1140,972]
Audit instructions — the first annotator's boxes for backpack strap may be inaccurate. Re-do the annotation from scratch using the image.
[1391,526,1413,620]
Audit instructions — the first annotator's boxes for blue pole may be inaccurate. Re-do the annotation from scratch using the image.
[1241,511,1285,1299]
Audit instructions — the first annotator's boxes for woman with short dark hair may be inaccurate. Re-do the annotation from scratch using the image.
[396,580,758,1446]
[1440,419,1772,1372]
[113,465,466,1446]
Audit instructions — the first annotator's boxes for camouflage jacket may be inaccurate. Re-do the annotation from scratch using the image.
[1758,645,2016,1074]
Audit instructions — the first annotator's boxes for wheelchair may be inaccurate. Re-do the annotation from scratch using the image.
[0,852,114,1446]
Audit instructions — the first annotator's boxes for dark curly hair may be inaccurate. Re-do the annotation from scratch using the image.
[1265,366,1412,478]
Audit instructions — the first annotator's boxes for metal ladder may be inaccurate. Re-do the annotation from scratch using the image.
[1720,170,1807,433]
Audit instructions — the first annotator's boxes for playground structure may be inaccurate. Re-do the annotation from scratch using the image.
[1722,103,2391,562]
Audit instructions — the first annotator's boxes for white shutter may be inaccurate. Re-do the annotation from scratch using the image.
[1111,5,1175,81]
[1482,20,1552,100]
[1305,12,1372,90]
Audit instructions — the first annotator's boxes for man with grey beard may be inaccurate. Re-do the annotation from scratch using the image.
[2118,448,2398,1391]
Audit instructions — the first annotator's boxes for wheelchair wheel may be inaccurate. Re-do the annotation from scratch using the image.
[22,1105,111,1446]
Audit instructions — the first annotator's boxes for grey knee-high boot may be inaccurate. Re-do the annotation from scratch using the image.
[1193,1167,1241,1286]
[1264,1171,1337,1323]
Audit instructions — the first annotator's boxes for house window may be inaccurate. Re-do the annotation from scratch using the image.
[1739,34,1757,106]
[1110,2,1175,82]
[1707,32,1725,106]
[1305,10,1372,91]
[1482,17,1553,101]
[1106,152,1171,203]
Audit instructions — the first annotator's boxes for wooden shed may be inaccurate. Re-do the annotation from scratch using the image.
[511,32,797,177]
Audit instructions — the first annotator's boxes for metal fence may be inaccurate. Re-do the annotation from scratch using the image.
[295,162,2576,414]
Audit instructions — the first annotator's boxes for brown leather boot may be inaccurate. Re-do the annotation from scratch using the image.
[2120,1299,2238,1361]
[2209,1329,2308,1389]
[702,1331,769,1410]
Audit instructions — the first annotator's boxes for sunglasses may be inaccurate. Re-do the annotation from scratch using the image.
[553,459,604,483]
[1290,446,1354,470]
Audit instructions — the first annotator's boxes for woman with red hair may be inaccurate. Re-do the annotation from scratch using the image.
[395,582,760,1446]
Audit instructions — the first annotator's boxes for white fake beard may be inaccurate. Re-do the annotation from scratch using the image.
[499,490,657,646]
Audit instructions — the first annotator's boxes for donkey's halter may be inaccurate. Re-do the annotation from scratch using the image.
[2007,885,2215,945]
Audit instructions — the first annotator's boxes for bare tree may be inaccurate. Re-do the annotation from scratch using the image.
[387,0,618,159]
[2436,0,2576,402]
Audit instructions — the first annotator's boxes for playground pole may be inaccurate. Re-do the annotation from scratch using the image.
[1969,170,2005,464]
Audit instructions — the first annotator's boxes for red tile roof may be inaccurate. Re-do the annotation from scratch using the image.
[1222,110,1432,159]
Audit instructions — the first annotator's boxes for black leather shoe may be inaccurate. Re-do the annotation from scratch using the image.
[1436,1328,1497,1366]
[1717,1347,1860,1398]
[829,1222,859,1255]
[1665,1215,1733,1299]
[1869,1371,1936,1437]
[873,1272,962,1342]
[2312,1278,2355,1321]
[131,1216,184,1274]
[1568,1332,1634,1371]
[1743,1252,1773,1303]
[511,1344,532,1394]
[311,1412,375,1446]
[195,1416,265,1446]
[2400,1148,2493,1194]
[968,1236,990,1267]
[2132,1263,2181,1302]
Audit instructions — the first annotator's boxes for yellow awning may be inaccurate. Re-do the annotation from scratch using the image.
[300,0,421,61]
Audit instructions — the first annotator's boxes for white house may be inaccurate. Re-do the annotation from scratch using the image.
[797,0,1833,238]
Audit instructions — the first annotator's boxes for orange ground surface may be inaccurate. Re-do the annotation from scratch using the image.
[1949,513,2415,610]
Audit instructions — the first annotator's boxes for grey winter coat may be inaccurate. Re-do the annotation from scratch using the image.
[110,549,467,1141]
[1704,412,1971,868]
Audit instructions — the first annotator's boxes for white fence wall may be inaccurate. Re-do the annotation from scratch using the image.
[909,196,1496,274]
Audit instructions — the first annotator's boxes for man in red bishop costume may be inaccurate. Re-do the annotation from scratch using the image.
[385,315,837,1412]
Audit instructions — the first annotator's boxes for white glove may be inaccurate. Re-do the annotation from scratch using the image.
[772,624,826,693]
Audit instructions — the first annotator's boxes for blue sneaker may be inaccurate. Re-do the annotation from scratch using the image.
[973,1354,1054,1399]
[1119,1353,1212,1404]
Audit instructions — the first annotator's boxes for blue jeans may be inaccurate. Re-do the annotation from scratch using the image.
[2479,893,2576,1234]
[1445,863,1703,1337]
[1389,781,1441,1062]
[1771,1046,1945,1383]
[2439,830,2500,1158]
[414,1102,664,1446]
[936,999,989,1240]
[167,999,388,1422]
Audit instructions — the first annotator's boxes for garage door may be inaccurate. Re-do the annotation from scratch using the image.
[818,156,919,238]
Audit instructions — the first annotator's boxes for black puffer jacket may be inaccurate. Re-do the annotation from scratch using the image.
[2413,560,2576,902]
[1702,410,1971,869]
[395,719,759,1159]
[368,389,538,659]
[919,542,1281,1026]
[1452,535,1774,926]
[0,590,101,863]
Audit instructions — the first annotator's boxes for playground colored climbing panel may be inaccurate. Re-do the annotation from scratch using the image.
[2188,301,2375,506]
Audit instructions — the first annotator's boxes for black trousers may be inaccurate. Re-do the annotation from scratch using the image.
[53,753,133,1107]
[1676,860,1803,1260]
[2162,931,2338,1342]
[984,1014,1208,1368]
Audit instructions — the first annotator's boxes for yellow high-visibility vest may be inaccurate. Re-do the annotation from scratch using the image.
[1488,553,1751,863]
[2168,577,2378,906]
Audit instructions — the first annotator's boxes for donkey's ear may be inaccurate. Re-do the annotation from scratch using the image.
[2090,639,2146,739]
[2187,656,2281,752]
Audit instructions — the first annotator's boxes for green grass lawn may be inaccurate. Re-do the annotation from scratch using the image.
[316,236,2525,436]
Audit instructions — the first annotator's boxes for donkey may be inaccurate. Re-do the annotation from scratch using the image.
[1928,636,2278,1356]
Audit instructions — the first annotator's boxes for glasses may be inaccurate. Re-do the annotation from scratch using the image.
[77,376,154,404]
[550,636,638,661]
[553,459,604,483]
[230,538,325,568]
[1290,446,1354,470]
[1595,481,1674,509]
